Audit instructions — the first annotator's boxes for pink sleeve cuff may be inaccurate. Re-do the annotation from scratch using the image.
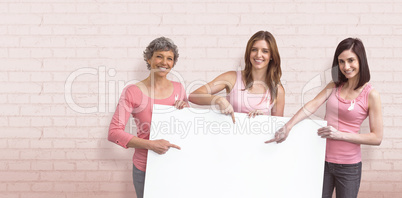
[108,129,134,149]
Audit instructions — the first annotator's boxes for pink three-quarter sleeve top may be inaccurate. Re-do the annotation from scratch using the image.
[324,83,373,164]
[108,81,188,172]
[226,71,274,114]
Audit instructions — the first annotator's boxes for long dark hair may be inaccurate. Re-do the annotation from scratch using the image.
[331,38,370,90]
[243,31,282,104]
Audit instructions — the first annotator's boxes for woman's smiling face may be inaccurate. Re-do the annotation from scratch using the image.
[147,50,174,75]
[249,40,271,70]
[338,49,360,80]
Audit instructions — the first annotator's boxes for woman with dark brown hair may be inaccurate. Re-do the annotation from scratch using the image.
[266,38,383,198]
[189,30,285,121]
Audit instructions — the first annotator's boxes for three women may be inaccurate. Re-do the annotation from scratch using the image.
[109,34,383,198]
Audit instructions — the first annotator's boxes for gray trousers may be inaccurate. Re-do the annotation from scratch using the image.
[132,164,145,198]
[322,161,362,198]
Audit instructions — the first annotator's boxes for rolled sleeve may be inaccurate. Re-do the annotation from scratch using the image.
[108,86,137,148]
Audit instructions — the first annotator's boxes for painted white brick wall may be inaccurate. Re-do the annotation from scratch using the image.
[1,1,401,197]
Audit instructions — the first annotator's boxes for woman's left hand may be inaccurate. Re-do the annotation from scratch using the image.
[317,126,343,140]
[174,100,189,110]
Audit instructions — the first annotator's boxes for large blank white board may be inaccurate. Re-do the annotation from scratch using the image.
[144,105,327,198]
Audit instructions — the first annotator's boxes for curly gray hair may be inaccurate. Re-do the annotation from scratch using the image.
[143,37,179,70]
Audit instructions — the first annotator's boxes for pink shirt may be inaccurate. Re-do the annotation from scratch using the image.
[226,71,273,114]
[108,81,188,172]
[325,83,373,164]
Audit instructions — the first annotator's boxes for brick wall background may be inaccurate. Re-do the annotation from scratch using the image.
[1,0,401,197]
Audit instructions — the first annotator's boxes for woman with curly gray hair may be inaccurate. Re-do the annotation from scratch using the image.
[108,37,188,198]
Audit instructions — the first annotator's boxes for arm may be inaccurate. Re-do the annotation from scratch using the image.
[108,86,137,148]
[108,86,180,154]
[189,71,237,123]
[271,84,285,117]
[265,82,335,143]
[317,89,383,145]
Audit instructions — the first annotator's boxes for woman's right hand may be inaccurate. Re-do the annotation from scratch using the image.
[149,139,181,154]
[216,97,235,123]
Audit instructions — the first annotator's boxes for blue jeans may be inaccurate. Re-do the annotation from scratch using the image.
[322,161,362,198]
[132,164,145,198]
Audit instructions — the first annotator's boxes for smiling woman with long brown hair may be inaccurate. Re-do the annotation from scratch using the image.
[189,31,285,121]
